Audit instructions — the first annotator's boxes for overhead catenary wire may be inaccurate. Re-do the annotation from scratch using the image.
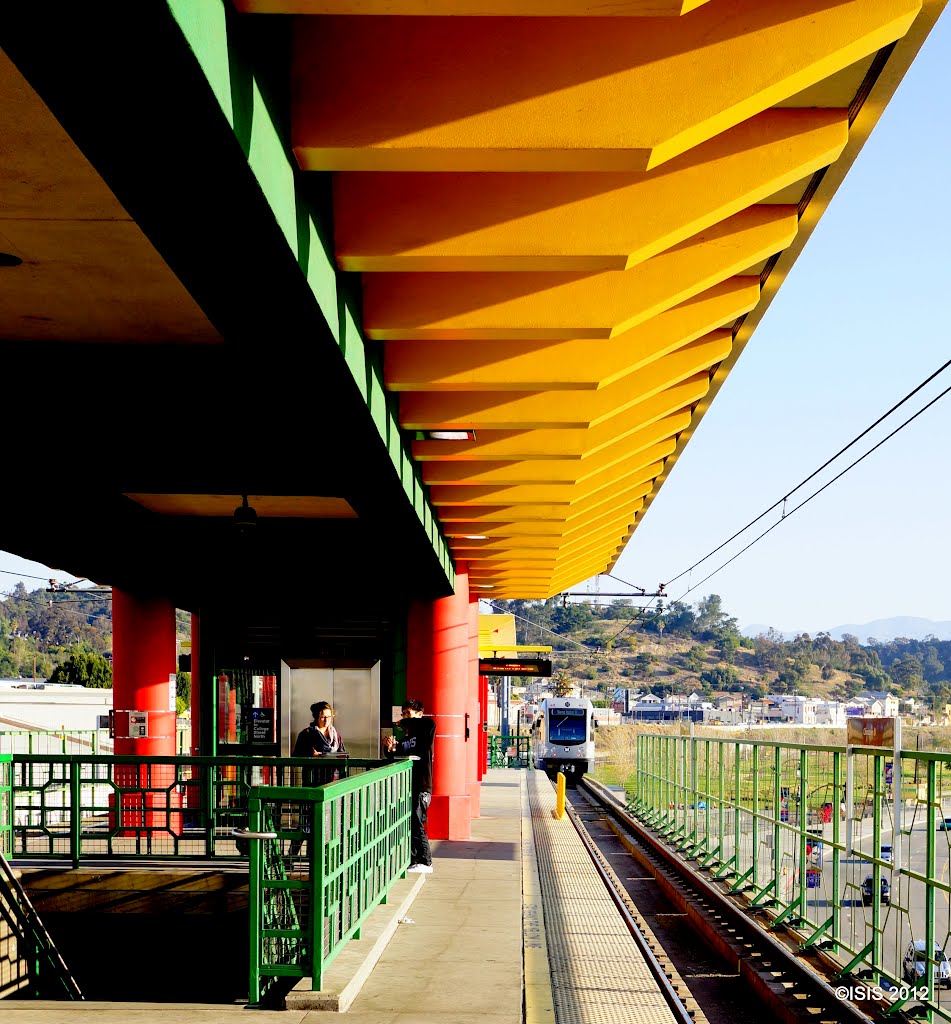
[0,569,64,583]
[662,354,951,592]
[482,599,593,652]
[661,365,951,602]
[592,361,951,645]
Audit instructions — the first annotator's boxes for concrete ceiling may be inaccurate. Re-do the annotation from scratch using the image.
[0,1,945,606]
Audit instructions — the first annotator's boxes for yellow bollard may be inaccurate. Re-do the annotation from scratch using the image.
[553,772,566,820]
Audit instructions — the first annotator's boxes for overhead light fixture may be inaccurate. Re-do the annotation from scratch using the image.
[426,430,475,441]
[459,535,487,540]
[473,584,495,589]
[233,494,258,534]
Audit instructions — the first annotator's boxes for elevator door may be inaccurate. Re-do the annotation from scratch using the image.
[281,662,380,759]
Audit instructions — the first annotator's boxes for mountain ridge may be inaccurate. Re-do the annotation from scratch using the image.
[741,617,951,643]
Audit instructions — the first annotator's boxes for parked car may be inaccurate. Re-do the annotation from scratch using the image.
[938,818,951,831]
[862,875,890,905]
[903,941,951,987]
[880,844,893,863]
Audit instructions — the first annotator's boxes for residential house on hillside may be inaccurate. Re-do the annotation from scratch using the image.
[847,698,885,717]
[752,697,783,722]
[779,694,819,725]
[858,691,900,717]
[814,701,847,727]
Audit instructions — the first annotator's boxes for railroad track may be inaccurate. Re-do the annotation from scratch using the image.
[568,777,899,1024]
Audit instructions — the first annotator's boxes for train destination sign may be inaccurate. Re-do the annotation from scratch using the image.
[479,658,552,677]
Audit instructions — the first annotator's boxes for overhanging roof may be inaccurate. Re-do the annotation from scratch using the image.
[0,1,945,607]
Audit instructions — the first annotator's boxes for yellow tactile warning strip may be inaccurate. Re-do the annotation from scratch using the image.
[526,770,681,1024]
[523,773,557,1024]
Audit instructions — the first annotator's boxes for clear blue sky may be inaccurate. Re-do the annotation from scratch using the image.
[609,10,951,635]
[3,12,950,636]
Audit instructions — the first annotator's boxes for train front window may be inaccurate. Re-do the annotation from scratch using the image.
[548,708,586,744]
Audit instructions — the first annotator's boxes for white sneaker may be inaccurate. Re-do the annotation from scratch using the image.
[407,863,433,873]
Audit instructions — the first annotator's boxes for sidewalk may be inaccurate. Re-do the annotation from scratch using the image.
[2,769,526,1024]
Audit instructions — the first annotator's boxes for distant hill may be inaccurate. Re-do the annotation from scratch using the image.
[742,617,951,643]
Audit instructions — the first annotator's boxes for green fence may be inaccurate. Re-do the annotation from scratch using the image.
[6,754,388,868]
[487,735,530,768]
[633,733,951,1019]
[246,760,412,1003]
[0,731,102,756]
[0,754,11,857]
[0,725,192,756]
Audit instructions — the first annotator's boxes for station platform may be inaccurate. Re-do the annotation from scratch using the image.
[3,768,674,1024]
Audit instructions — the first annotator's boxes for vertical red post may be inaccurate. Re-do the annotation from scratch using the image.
[466,592,481,817]
[189,612,200,756]
[478,673,489,781]
[407,566,471,840]
[111,590,179,833]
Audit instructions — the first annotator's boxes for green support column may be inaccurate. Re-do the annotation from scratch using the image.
[798,747,807,926]
[703,740,712,857]
[871,754,882,971]
[752,744,760,889]
[926,758,937,1019]
[719,744,726,865]
[774,746,781,904]
[832,750,841,953]
[734,743,741,873]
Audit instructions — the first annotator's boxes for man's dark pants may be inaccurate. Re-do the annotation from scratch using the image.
[412,790,433,867]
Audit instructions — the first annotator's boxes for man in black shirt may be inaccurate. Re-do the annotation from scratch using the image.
[384,698,435,873]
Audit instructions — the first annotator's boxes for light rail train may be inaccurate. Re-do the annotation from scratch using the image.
[530,696,595,786]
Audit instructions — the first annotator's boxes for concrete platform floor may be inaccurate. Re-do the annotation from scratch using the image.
[3,770,525,1024]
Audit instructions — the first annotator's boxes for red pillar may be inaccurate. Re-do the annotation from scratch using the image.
[407,566,471,840]
[189,612,200,756]
[466,592,481,817]
[478,673,489,781]
[111,589,179,832]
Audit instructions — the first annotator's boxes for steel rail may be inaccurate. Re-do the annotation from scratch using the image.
[577,776,878,1024]
[562,787,699,1024]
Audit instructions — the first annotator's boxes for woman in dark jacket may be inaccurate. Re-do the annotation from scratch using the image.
[293,701,348,758]
[288,701,348,863]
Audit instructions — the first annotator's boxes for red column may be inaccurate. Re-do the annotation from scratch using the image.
[189,612,200,756]
[406,566,471,840]
[466,592,481,817]
[478,673,489,781]
[111,589,179,832]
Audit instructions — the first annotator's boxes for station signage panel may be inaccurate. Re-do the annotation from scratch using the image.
[479,658,552,677]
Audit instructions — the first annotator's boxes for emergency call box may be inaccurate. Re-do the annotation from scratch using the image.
[129,712,149,738]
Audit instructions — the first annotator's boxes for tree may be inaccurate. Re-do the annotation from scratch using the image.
[662,600,696,637]
[552,671,574,697]
[633,652,655,678]
[176,671,191,715]
[699,665,739,689]
[890,654,923,691]
[47,649,113,688]
[718,634,741,664]
[694,593,740,641]
[684,645,706,672]
[551,603,593,633]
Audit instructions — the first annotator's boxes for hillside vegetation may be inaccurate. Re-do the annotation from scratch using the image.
[493,595,951,712]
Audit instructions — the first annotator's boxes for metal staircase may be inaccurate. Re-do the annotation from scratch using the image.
[0,850,82,1000]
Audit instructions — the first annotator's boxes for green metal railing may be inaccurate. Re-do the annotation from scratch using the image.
[633,733,951,1020]
[246,760,412,1003]
[6,754,387,868]
[0,725,192,756]
[0,730,102,756]
[487,735,530,768]
[0,754,12,857]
